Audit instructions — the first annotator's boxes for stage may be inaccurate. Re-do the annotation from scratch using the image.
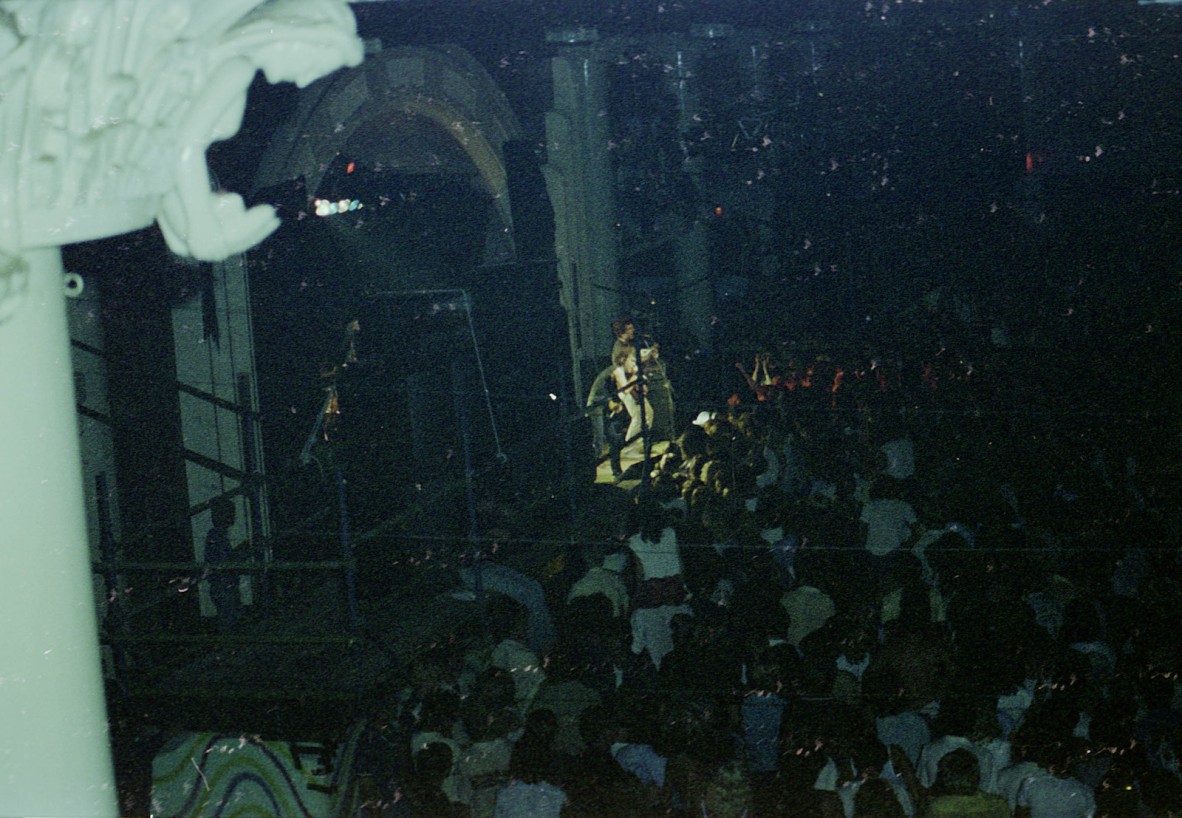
[593,438,669,489]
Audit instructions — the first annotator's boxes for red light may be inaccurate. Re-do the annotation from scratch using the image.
[346,161,355,174]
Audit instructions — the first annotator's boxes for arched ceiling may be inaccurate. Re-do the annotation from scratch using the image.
[253,44,522,231]
[341,110,471,175]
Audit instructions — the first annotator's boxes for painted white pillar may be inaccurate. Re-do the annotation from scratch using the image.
[0,2,362,814]
[0,247,117,817]
[544,33,621,397]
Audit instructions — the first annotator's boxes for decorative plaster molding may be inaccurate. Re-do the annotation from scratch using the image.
[0,0,363,317]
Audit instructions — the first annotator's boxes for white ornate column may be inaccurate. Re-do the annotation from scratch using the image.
[543,29,621,398]
[0,2,362,815]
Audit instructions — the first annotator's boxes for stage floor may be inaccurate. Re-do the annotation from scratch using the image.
[593,438,669,489]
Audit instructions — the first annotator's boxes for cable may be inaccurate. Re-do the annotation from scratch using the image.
[372,288,506,463]
[461,290,506,463]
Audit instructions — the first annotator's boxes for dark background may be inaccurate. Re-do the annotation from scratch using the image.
[68,0,1182,552]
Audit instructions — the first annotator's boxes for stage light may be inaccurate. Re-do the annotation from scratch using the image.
[313,198,364,217]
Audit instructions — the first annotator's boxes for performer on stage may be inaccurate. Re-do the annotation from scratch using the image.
[611,315,674,441]
[636,335,674,441]
[610,317,636,366]
[586,363,626,479]
[612,344,653,452]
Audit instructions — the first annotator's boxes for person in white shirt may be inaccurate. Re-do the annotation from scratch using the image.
[494,730,567,818]
[997,728,1095,818]
[916,696,1009,795]
[612,344,653,453]
[860,488,918,558]
[625,501,691,669]
[1012,770,1095,818]
[567,551,630,618]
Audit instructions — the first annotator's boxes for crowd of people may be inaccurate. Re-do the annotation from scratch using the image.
[350,313,1181,818]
